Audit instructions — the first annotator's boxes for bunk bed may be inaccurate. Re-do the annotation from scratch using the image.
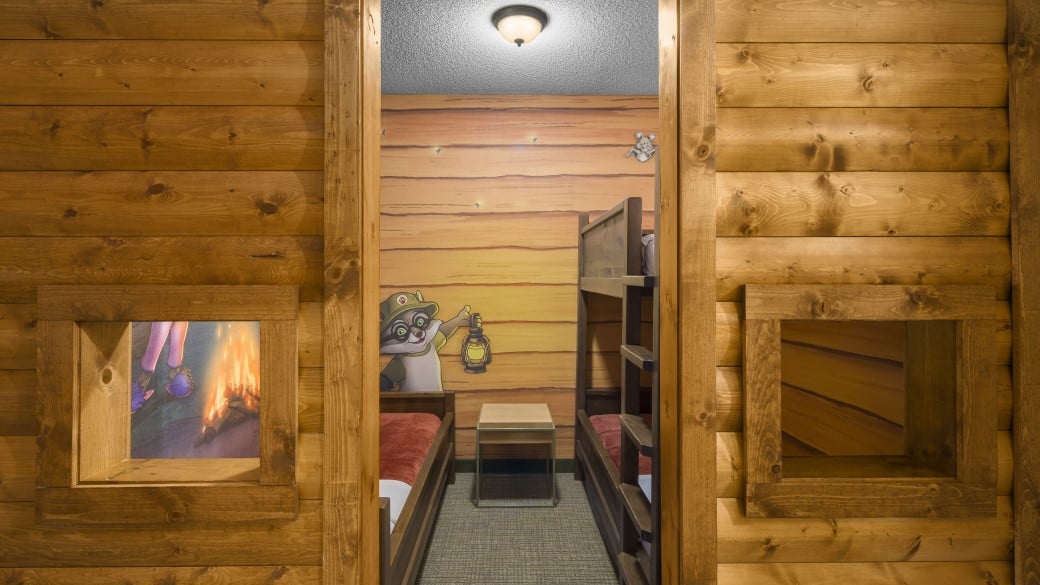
[379,391,456,585]
[575,196,659,585]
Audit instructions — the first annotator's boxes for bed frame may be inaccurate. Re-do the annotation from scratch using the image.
[379,391,456,585]
[575,197,658,585]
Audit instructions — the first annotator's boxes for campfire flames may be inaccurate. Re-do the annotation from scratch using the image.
[196,323,260,447]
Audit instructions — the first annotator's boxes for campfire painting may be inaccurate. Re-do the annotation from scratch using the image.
[130,321,261,459]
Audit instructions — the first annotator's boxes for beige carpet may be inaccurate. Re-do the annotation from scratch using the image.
[416,472,618,584]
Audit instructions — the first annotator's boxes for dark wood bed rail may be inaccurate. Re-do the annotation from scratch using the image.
[379,391,456,585]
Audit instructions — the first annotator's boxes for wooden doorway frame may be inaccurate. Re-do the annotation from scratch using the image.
[322,1,719,583]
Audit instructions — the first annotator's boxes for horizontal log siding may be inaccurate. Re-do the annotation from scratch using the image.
[715,0,1011,581]
[0,0,322,576]
[380,95,658,459]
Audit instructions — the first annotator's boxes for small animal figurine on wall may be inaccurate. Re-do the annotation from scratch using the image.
[625,131,657,162]
[379,290,475,392]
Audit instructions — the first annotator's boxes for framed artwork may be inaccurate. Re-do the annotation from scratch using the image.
[36,285,298,525]
[130,320,262,460]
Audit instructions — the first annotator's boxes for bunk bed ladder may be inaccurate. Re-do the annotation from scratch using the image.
[617,199,656,585]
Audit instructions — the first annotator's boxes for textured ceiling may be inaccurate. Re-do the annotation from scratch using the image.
[381,0,658,95]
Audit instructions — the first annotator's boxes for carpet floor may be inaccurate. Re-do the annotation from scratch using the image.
[416,472,618,584]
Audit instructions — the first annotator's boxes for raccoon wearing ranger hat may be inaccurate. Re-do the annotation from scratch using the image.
[379,290,471,392]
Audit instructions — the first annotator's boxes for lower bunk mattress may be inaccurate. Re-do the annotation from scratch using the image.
[380,411,442,531]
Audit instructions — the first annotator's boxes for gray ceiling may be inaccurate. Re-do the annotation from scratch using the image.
[381,0,659,95]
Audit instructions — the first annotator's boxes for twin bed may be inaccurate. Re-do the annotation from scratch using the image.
[575,197,659,585]
[379,391,455,585]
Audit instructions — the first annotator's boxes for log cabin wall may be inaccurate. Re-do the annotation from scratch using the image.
[0,1,325,581]
[712,0,1014,582]
[379,95,658,460]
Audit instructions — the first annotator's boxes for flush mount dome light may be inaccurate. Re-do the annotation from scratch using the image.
[492,5,548,47]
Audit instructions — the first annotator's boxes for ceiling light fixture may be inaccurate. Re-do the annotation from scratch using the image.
[492,5,548,47]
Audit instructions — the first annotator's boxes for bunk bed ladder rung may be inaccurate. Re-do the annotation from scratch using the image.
[621,274,655,288]
[618,552,651,585]
[618,483,653,542]
[621,344,656,372]
[619,413,654,456]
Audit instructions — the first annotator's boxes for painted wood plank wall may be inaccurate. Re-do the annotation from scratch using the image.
[380,95,658,459]
[712,0,1013,583]
[0,0,324,579]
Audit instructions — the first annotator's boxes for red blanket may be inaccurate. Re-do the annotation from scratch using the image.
[589,413,653,475]
[380,412,442,486]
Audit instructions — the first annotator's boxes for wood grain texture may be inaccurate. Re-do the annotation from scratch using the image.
[0,236,322,304]
[37,284,299,321]
[716,108,1008,172]
[780,339,905,424]
[1009,1,1040,583]
[382,145,656,178]
[0,171,323,236]
[718,301,1013,368]
[378,284,575,324]
[0,303,36,370]
[0,0,322,40]
[716,43,1007,107]
[0,106,322,171]
[0,500,322,566]
[716,431,1013,499]
[718,496,1013,563]
[37,485,298,525]
[717,237,1011,302]
[259,319,299,486]
[716,172,1010,237]
[717,561,1012,585]
[0,41,322,106]
[781,383,905,456]
[715,0,1006,43]
[676,0,719,581]
[382,175,656,215]
[34,319,77,488]
[715,364,1013,434]
[381,105,658,147]
[782,319,905,361]
[323,0,381,583]
[0,370,36,436]
[744,284,998,321]
[743,319,783,485]
[0,435,34,502]
[382,248,576,286]
[0,567,320,584]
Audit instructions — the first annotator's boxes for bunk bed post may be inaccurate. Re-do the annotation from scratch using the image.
[621,197,644,418]
[575,212,590,481]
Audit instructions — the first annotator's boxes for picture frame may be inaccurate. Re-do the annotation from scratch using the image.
[36,285,299,525]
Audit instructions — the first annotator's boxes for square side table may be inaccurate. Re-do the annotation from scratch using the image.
[473,403,557,507]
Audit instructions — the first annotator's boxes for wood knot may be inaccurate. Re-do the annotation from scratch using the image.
[257,201,279,216]
[147,183,166,195]
[99,366,114,385]
[770,464,781,475]
[861,75,875,92]
[63,208,77,219]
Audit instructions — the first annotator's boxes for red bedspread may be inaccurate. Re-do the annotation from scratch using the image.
[589,413,653,475]
[380,412,442,486]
